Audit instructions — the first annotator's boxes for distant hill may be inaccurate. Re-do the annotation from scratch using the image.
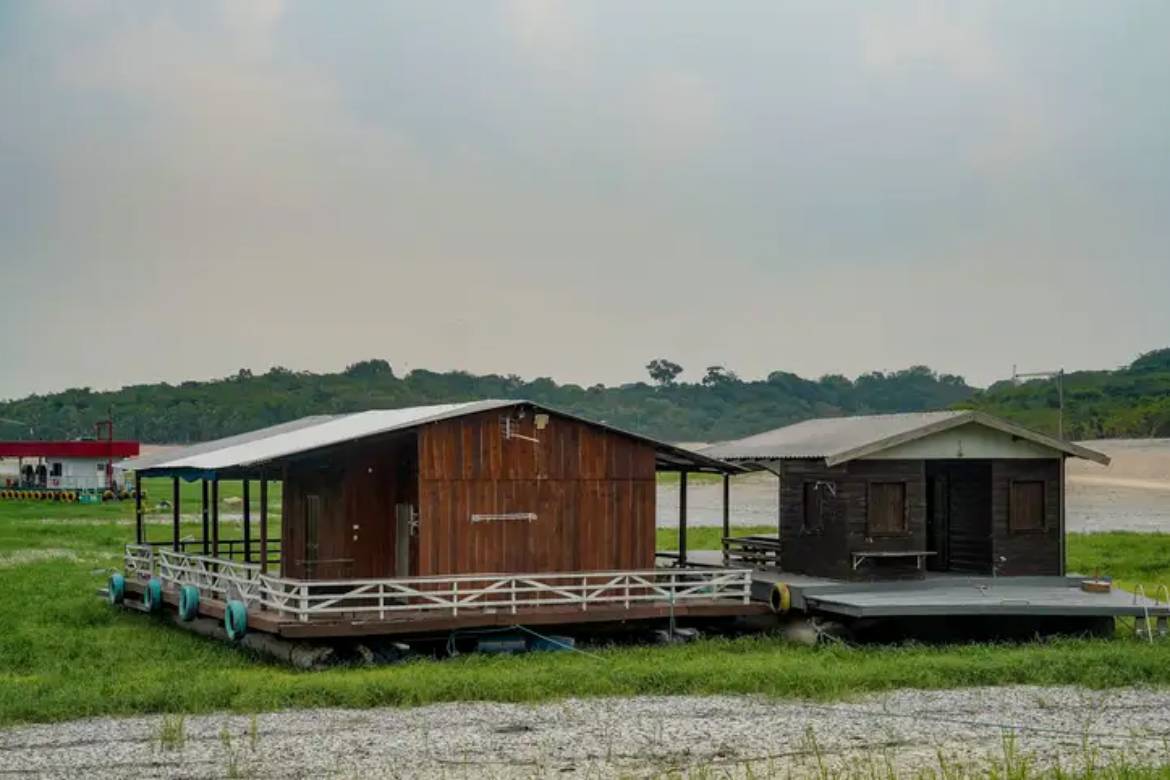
[0,360,973,444]
[962,348,1170,440]
[1,350,1164,444]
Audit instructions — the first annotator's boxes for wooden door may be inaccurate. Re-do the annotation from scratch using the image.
[945,462,992,574]
[925,471,949,571]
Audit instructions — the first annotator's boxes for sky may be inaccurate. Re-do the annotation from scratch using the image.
[1,1,1168,400]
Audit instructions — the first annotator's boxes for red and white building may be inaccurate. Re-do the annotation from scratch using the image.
[0,439,141,492]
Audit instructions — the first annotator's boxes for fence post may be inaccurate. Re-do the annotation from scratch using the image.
[452,580,458,617]
[511,577,517,615]
[299,583,308,623]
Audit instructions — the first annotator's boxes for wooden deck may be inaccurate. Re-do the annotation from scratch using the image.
[122,579,767,638]
[117,545,766,640]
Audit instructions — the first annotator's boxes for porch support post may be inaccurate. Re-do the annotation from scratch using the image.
[242,479,251,563]
[777,470,782,538]
[722,472,730,565]
[201,479,209,555]
[259,478,269,574]
[722,473,730,540]
[211,478,219,558]
[678,470,688,566]
[171,477,180,552]
[134,472,143,544]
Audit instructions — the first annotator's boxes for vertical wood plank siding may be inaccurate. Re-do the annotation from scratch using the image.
[281,436,417,579]
[417,410,657,576]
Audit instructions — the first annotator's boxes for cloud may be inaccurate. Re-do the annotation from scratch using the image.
[624,71,721,165]
[860,3,999,81]
[503,0,586,68]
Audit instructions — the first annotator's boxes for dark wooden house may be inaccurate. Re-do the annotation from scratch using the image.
[703,411,1110,580]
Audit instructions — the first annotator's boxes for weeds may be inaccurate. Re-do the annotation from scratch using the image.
[156,714,186,751]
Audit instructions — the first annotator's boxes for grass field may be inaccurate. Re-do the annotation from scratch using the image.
[1,492,1170,727]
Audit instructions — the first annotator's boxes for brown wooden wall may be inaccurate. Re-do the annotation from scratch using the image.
[778,459,927,580]
[778,457,1063,580]
[416,408,657,576]
[991,459,1062,576]
[281,435,417,579]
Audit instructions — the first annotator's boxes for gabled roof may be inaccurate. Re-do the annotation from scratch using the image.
[700,410,1110,466]
[121,400,737,478]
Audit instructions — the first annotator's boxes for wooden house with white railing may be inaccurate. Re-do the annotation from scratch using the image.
[112,401,762,641]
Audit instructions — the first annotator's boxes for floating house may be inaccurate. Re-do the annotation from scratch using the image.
[703,411,1169,630]
[114,401,762,641]
[703,411,1110,579]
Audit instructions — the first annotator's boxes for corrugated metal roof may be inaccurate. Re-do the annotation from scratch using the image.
[700,411,1110,466]
[123,400,738,477]
[119,415,339,472]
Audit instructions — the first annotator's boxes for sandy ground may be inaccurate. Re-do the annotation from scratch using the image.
[658,438,1170,532]
[4,687,1170,778]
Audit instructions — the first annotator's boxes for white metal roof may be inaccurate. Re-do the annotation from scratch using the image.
[122,400,736,476]
[700,411,1110,466]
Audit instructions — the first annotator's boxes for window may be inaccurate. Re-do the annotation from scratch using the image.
[96,462,107,472]
[802,482,825,532]
[867,482,907,536]
[1010,480,1046,533]
[50,462,62,477]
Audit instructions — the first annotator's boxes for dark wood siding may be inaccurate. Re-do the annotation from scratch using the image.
[779,459,926,580]
[778,457,1064,579]
[416,409,657,576]
[992,459,1061,576]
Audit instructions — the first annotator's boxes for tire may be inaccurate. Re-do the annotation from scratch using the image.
[144,578,163,612]
[178,585,200,621]
[108,573,125,605]
[224,600,248,641]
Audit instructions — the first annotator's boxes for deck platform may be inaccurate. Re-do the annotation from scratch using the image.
[686,550,1170,620]
[121,579,767,638]
[116,545,766,641]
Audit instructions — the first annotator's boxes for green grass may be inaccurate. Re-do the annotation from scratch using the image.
[2,498,1170,727]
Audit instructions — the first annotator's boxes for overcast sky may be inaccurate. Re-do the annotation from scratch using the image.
[1,1,1168,400]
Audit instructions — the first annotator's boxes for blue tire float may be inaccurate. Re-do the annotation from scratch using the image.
[178,585,200,621]
[107,573,125,605]
[144,578,163,612]
[224,600,248,641]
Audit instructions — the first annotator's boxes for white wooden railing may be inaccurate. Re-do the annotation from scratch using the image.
[157,549,263,605]
[128,546,752,623]
[124,544,154,580]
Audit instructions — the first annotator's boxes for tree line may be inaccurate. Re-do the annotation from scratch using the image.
[1,349,1166,444]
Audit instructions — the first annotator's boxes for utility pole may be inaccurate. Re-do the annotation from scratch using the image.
[1012,366,1065,438]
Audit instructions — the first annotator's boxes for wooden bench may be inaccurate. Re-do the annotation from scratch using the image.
[851,550,935,572]
[723,535,782,569]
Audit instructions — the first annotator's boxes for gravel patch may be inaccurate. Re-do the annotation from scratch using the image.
[3,686,1170,778]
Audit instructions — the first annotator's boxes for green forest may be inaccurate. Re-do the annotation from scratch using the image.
[1,349,1168,444]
